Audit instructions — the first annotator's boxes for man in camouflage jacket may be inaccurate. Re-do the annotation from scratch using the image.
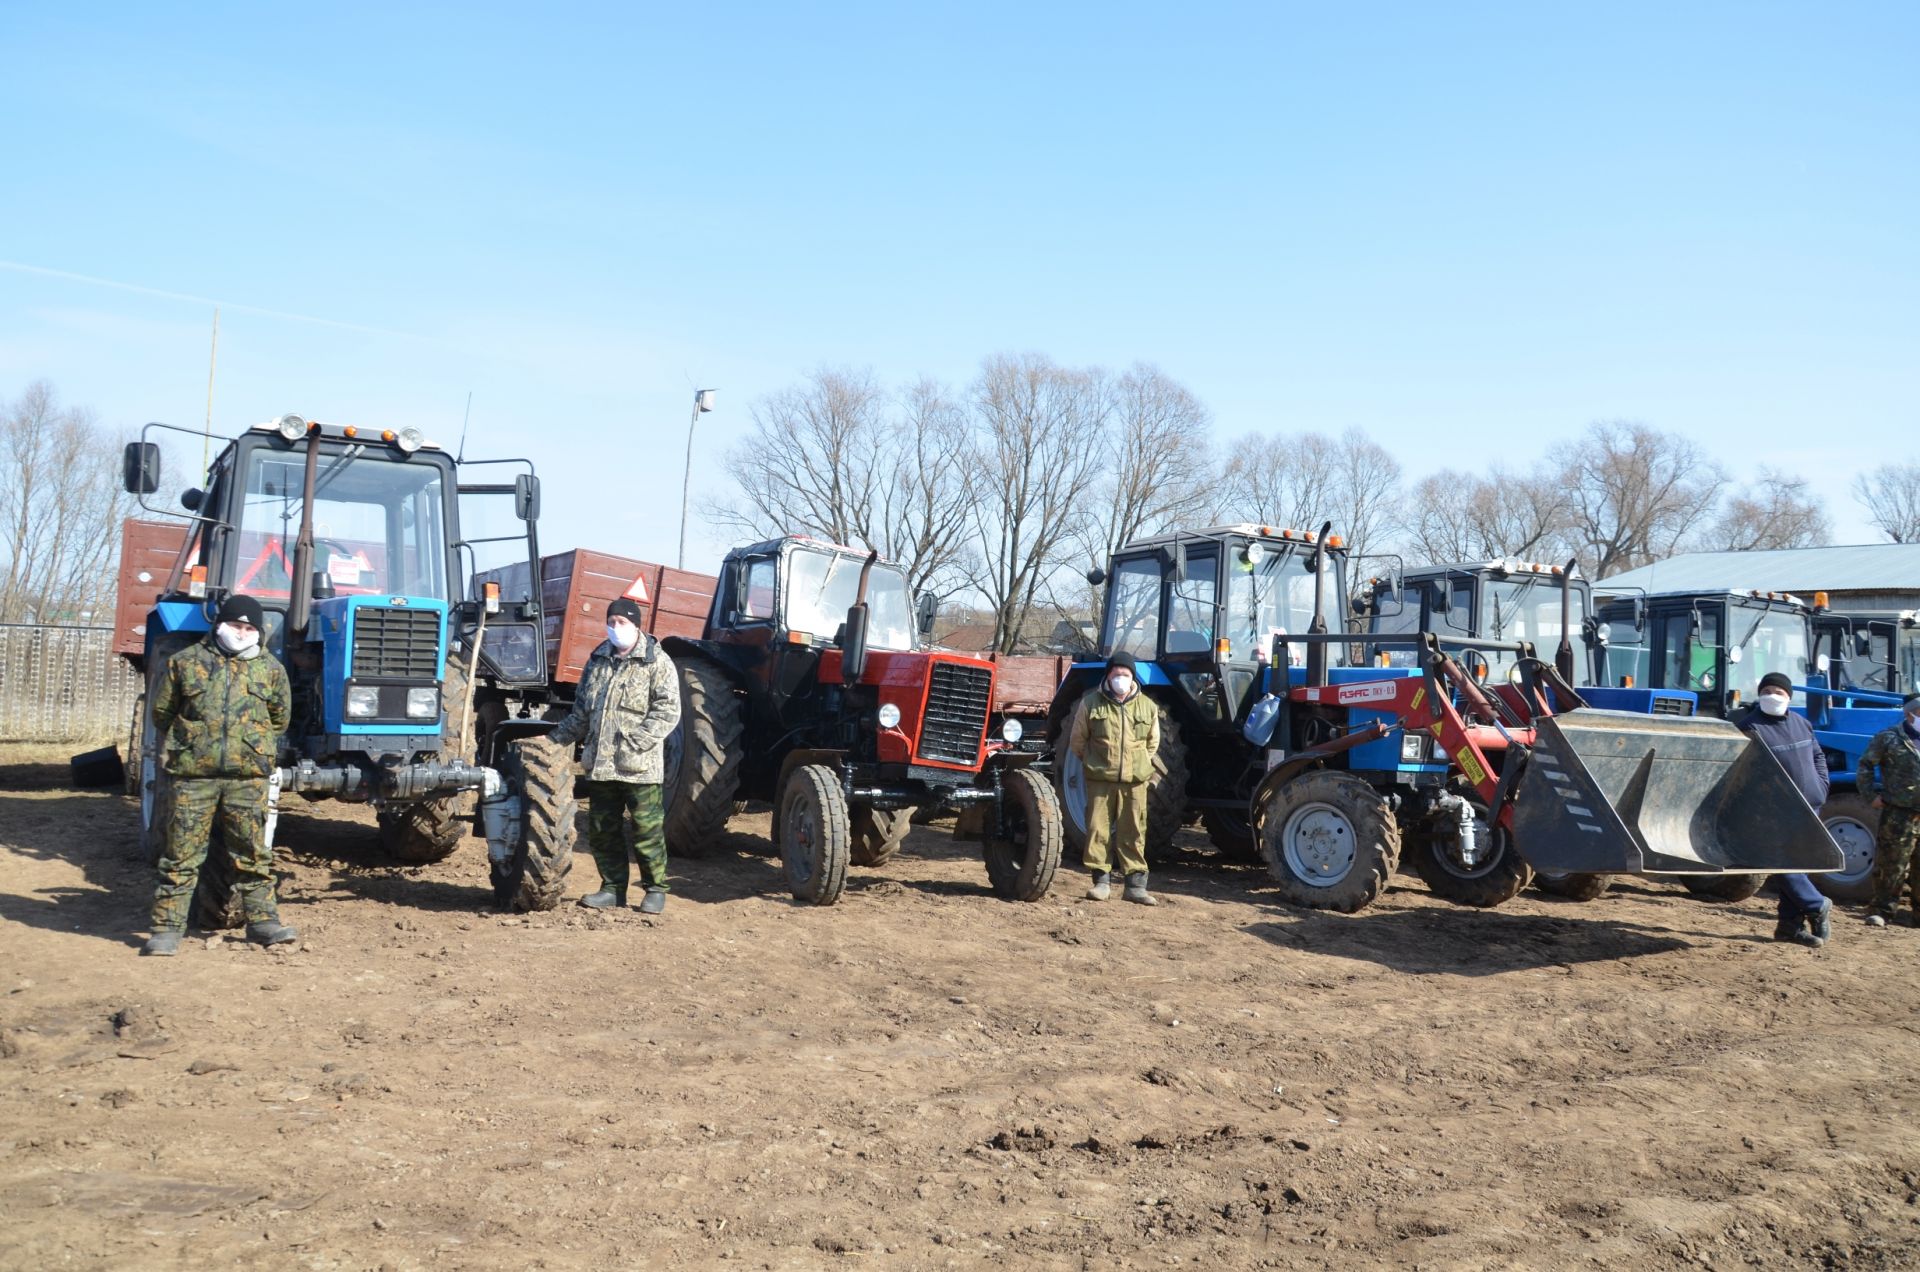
[1856,693,1920,925]
[548,598,681,913]
[145,594,294,956]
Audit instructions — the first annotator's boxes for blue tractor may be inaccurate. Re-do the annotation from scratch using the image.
[120,414,576,928]
[1592,588,1904,902]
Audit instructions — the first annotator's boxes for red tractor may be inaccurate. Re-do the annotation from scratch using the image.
[662,536,1060,905]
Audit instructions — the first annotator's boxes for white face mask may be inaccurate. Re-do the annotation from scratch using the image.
[1107,673,1135,698]
[215,622,259,655]
[1757,693,1789,717]
[606,619,639,651]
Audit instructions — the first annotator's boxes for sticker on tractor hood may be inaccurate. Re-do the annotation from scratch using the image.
[1336,682,1399,705]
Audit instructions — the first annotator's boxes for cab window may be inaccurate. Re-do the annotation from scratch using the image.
[1106,556,1163,659]
[1164,552,1218,654]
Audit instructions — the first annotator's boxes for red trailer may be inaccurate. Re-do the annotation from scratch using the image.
[475,548,718,686]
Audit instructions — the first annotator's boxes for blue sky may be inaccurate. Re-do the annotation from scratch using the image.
[2,2,1915,563]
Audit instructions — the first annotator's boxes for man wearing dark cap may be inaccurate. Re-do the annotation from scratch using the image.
[144,593,295,956]
[1067,650,1162,905]
[1856,692,1920,927]
[548,598,681,913]
[1732,671,1832,946]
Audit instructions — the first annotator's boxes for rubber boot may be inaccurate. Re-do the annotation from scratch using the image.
[579,889,625,909]
[1773,911,1806,943]
[142,929,184,957]
[1123,873,1157,906]
[1085,872,1111,901]
[247,919,298,946]
[638,888,667,915]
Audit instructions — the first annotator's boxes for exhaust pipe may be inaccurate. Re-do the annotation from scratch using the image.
[1556,558,1577,683]
[1306,521,1332,689]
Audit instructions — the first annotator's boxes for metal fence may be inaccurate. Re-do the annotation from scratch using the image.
[0,624,141,744]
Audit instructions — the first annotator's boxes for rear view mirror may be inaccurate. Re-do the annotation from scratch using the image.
[1085,566,1107,587]
[914,591,937,640]
[1167,541,1188,582]
[1430,586,1449,615]
[514,473,541,522]
[123,442,161,494]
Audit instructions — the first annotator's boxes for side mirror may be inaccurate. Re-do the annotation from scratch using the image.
[1167,541,1188,583]
[841,603,871,684]
[1855,633,1873,656]
[914,591,937,640]
[123,442,161,495]
[1430,587,1449,615]
[514,473,541,522]
[1085,566,1107,587]
[180,487,204,512]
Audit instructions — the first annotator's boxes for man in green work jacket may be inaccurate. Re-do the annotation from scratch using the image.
[547,598,681,914]
[1857,693,1920,927]
[1068,650,1161,906]
[145,594,295,956]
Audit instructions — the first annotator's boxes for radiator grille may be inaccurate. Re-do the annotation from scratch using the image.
[351,606,441,680]
[918,662,992,765]
[1651,696,1693,716]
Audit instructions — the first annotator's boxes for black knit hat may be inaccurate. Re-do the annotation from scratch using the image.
[607,597,644,625]
[217,593,265,629]
[1757,672,1794,695]
[1105,650,1138,674]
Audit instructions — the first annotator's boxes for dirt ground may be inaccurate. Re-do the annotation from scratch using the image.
[2,744,1918,1271]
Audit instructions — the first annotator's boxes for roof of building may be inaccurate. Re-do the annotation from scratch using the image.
[1599,543,1920,595]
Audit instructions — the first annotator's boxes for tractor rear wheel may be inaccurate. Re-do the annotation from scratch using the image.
[664,657,745,859]
[1057,710,1188,864]
[850,807,911,867]
[1681,874,1766,903]
[491,737,576,912]
[1814,791,1878,903]
[1533,870,1612,902]
[1200,808,1262,862]
[1260,770,1400,913]
[984,768,1062,902]
[779,764,850,905]
[1405,798,1532,908]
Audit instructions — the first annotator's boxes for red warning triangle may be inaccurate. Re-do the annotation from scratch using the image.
[623,573,651,604]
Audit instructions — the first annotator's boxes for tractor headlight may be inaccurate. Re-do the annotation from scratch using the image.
[395,427,424,454]
[877,702,902,729]
[1400,732,1432,763]
[273,413,309,442]
[1001,718,1024,744]
[406,687,439,720]
[346,686,380,719]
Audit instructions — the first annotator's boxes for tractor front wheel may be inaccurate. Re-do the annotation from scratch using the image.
[1533,870,1612,902]
[491,737,576,912]
[1260,770,1400,914]
[1814,791,1878,903]
[378,801,464,865]
[984,768,1062,902]
[779,765,850,906]
[664,657,746,859]
[1680,874,1766,903]
[1405,799,1531,908]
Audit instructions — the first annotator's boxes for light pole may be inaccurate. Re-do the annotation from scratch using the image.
[679,388,716,570]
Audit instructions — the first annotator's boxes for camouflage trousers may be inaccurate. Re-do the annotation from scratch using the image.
[152,777,278,931]
[1084,778,1149,878]
[582,780,668,897]
[1868,805,1920,917]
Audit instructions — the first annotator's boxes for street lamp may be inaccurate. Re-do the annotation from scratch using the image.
[679,388,716,570]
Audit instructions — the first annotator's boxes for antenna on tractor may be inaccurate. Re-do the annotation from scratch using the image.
[455,390,473,463]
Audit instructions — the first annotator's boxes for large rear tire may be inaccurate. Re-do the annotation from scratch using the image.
[984,768,1062,902]
[1405,797,1531,908]
[1260,770,1400,913]
[1200,808,1261,862]
[1533,870,1611,902]
[491,737,576,912]
[664,657,746,859]
[849,807,911,867]
[1814,791,1878,903]
[779,764,850,906]
[1057,710,1187,864]
[1681,874,1766,903]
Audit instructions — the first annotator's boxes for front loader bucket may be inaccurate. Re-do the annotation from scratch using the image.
[1511,709,1842,877]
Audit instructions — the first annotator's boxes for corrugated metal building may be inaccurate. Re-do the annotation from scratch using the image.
[1600,543,1920,611]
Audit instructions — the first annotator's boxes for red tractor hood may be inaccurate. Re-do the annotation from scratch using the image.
[818,648,997,771]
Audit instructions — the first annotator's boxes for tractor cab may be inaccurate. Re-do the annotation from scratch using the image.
[1592,589,1815,719]
[1366,560,1589,682]
[1816,609,1919,698]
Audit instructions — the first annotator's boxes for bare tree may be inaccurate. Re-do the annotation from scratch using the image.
[1853,462,1920,544]
[1710,468,1830,551]
[1552,420,1726,578]
[1217,427,1402,561]
[0,381,136,623]
[1406,465,1571,562]
[966,353,1110,654]
[866,377,977,595]
[710,367,885,549]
